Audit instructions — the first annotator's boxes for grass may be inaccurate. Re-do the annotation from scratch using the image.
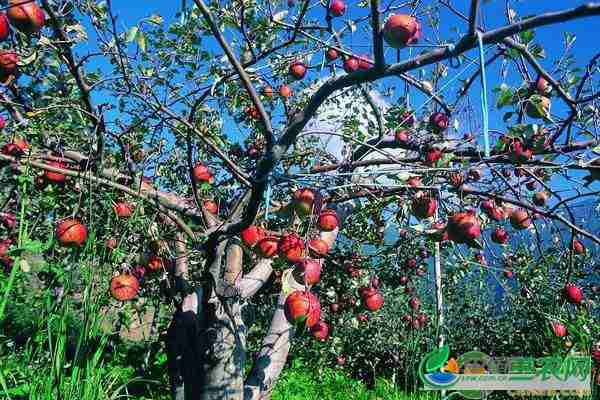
[272,360,439,400]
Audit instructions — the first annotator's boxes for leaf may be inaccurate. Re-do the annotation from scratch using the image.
[148,14,163,25]
[272,10,288,22]
[136,31,147,53]
[425,345,450,373]
[125,26,138,43]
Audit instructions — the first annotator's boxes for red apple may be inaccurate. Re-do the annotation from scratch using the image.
[425,148,442,166]
[535,76,550,95]
[325,48,338,61]
[491,227,509,244]
[532,191,548,207]
[241,225,266,248]
[110,273,139,301]
[329,303,340,313]
[147,255,164,271]
[279,84,292,98]
[550,321,567,337]
[203,200,218,215]
[328,0,346,17]
[310,320,329,340]
[279,233,305,263]
[55,218,87,247]
[1,137,28,157]
[318,209,338,231]
[509,140,533,163]
[429,112,449,132]
[106,238,118,250]
[113,202,133,218]
[563,283,583,305]
[510,209,531,230]
[448,172,464,187]
[407,176,422,187]
[446,211,481,245]
[307,238,329,257]
[571,239,585,255]
[395,129,409,144]
[262,85,273,98]
[357,314,369,322]
[7,0,45,33]
[295,258,322,285]
[362,288,384,312]
[382,14,421,48]
[0,13,9,41]
[192,163,214,184]
[257,236,279,258]
[0,50,18,77]
[412,194,437,219]
[293,188,316,216]
[357,54,373,70]
[343,57,359,73]
[408,296,420,311]
[284,290,320,328]
[289,60,307,80]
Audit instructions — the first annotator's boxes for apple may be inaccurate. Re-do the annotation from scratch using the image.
[504,270,514,279]
[361,287,383,311]
[400,111,415,127]
[491,227,509,244]
[241,225,266,248]
[563,283,583,305]
[329,303,340,313]
[110,273,139,301]
[310,320,329,340]
[411,194,437,219]
[284,290,321,328]
[447,210,481,246]
[1,137,28,157]
[383,14,421,48]
[262,85,273,98]
[571,239,585,255]
[308,238,329,257]
[399,276,409,285]
[395,129,409,144]
[468,169,482,181]
[550,321,567,337]
[293,187,316,216]
[336,355,346,366]
[408,296,420,311]
[279,233,305,263]
[289,60,307,80]
[192,162,214,184]
[325,48,338,61]
[328,0,346,17]
[257,236,279,258]
[405,258,417,269]
[147,255,164,271]
[0,212,15,228]
[509,140,533,163]
[535,76,551,95]
[429,112,449,132]
[0,13,9,41]
[106,238,118,250]
[343,56,359,73]
[279,84,292,98]
[357,54,373,70]
[0,238,13,269]
[448,172,464,187]
[7,0,45,33]
[318,209,338,231]
[527,192,547,208]
[0,50,18,77]
[245,106,260,121]
[203,199,218,215]
[294,258,322,285]
[407,176,422,187]
[357,314,369,322]
[510,209,532,230]
[424,148,442,166]
[113,202,133,218]
[55,218,87,247]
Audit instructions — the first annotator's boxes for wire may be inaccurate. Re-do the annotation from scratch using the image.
[476,31,491,158]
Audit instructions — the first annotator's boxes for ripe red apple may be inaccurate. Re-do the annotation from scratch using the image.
[399,276,409,285]
[44,161,67,182]
[245,106,261,121]
[446,211,481,246]
[192,163,214,184]
[279,84,292,98]
[509,140,533,163]
[407,176,422,187]
[0,50,18,77]
[412,194,437,219]
[361,287,384,311]
[424,148,442,166]
[535,76,551,95]
[382,14,421,48]
[325,48,338,61]
[357,54,373,70]
[308,238,329,257]
[405,258,417,269]
[550,321,567,337]
[532,191,548,207]
[295,258,322,285]
[284,290,320,328]
[241,225,266,248]
[262,85,273,98]
[318,209,338,231]
[1,138,29,157]
[257,236,279,258]
[293,188,316,216]
[357,314,369,322]
[510,209,532,230]
[491,227,509,244]
[429,112,449,132]
[563,283,583,305]
[328,0,346,17]
[395,129,409,144]
[0,13,9,41]
[0,238,13,269]
[400,111,415,127]
[329,303,340,313]
[571,239,585,255]
[289,60,307,80]
[110,273,139,301]
[55,218,87,247]
[408,296,420,311]
[147,255,164,271]
[343,56,359,73]
[336,355,346,366]
[504,270,514,279]
[113,202,133,218]
[7,0,45,33]
[448,172,464,187]
[279,233,305,263]
[310,320,329,340]
[203,199,218,215]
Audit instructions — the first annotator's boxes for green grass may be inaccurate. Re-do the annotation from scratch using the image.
[272,360,439,400]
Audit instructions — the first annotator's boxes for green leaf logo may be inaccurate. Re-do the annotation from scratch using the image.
[425,345,450,373]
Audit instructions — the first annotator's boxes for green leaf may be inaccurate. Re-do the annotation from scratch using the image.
[425,345,450,372]
[136,31,147,52]
[125,26,138,43]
